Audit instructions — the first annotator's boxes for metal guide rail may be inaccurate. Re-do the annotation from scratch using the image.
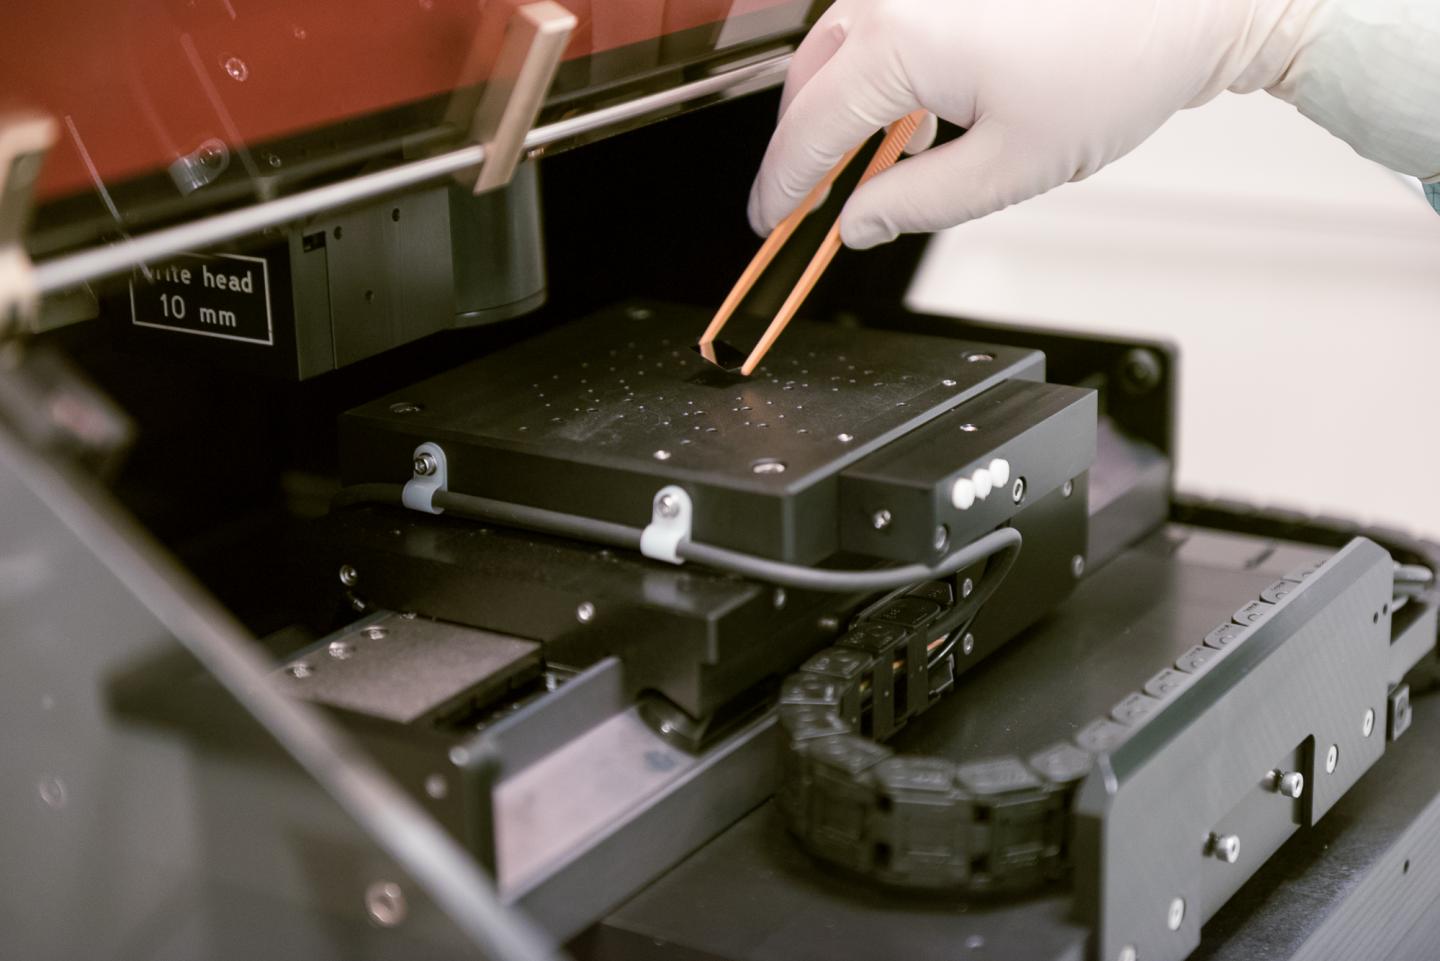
[775,515,1436,900]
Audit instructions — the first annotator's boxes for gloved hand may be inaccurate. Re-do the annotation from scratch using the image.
[748,0,1440,250]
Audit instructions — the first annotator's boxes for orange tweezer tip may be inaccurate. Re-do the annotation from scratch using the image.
[697,111,926,376]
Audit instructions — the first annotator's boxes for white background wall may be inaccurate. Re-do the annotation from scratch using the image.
[907,92,1440,539]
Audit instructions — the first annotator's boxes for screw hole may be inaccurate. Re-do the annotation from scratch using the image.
[391,207,401,222]
[1374,612,1380,624]
[1404,859,1411,874]
[333,226,343,240]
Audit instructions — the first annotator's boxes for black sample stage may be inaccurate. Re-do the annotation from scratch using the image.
[340,303,1043,563]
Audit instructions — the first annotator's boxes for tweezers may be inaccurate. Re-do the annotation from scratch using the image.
[697,110,927,376]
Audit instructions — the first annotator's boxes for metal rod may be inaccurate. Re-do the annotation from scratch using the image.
[33,52,792,296]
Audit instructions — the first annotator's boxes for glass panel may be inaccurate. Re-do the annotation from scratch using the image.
[4,0,817,252]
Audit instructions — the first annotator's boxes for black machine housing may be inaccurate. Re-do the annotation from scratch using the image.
[4,72,1440,961]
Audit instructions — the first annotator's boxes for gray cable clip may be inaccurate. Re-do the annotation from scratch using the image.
[640,485,692,564]
[402,442,448,514]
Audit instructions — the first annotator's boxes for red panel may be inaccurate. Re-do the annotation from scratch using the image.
[2,0,798,200]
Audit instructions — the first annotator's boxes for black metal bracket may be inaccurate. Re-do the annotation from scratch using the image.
[1073,537,1394,961]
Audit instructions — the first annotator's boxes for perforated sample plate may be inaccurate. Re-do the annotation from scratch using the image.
[341,302,1042,563]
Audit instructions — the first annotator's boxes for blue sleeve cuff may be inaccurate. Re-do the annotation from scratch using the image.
[1426,181,1440,214]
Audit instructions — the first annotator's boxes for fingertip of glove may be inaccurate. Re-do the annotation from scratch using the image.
[746,186,771,238]
[839,215,889,250]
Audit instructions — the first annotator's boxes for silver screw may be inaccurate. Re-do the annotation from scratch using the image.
[1363,708,1375,738]
[872,509,892,530]
[1167,896,1186,931]
[962,633,975,655]
[1071,555,1086,578]
[933,525,950,552]
[818,615,841,632]
[1326,743,1339,774]
[339,564,359,587]
[424,774,448,800]
[413,452,437,476]
[961,577,974,599]
[1063,479,1075,498]
[1012,477,1026,503]
[364,625,387,641]
[576,602,596,624]
[328,640,355,660]
[657,493,680,518]
[1118,946,1137,961]
[752,459,787,474]
[653,449,672,461]
[965,352,995,363]
[364,881,407,927]
[285,663,313,679]
[1209,833,1241,863]
[1273,770,1305,798]
[942,378,957,387]
[959,423,978,433]
[222,56,249,82]
[773,588,787,610]
[389,401,422,414]
[837,433,854,443]
[627,306,654,320]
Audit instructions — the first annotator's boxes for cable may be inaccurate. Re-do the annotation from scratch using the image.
[332,484,1022,594]
[1395,562,1435,598]
[676,529,1020,593]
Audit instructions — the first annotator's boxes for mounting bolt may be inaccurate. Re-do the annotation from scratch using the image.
[364,881,407,927]
[773,588,787,610]
[961,577,974,599]
[1011,477,1026,503]
[958,423,978,433]
[1118,946,1137,961]
[576,602,596,624]
[961,632,975,656]
[1167,896,1186,931]
[1062,479,1074,498]
[653,449,672,461]
[362,625,387,641]
[1071,555,1086,578]
[1209,833,1241,864]
[327,640,355,660]
[413,452,438,476]
[933,525,950,552]
[339,564,359,587]
[1363,708,1376,738]
[1271,770,1305,799]
[1326,743,1339,774]
[657,493,680,519]
[872,509,892,530]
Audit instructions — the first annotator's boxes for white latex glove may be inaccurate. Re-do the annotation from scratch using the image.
[748,0,1440,250]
